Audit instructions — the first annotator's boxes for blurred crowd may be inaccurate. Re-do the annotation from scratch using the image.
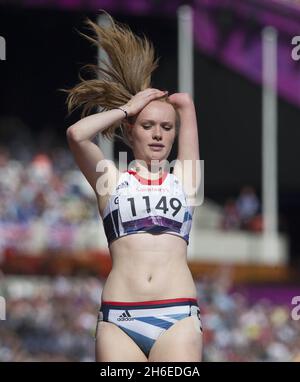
[221,186,263,232]
[0,274,299,362]
[0,145,97,226]
[0,145,100,252]
[199,272,300,361]
[0,144,263,251]
[0,275,101,361]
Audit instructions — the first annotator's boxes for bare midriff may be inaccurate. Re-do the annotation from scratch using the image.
[101,232,197,302]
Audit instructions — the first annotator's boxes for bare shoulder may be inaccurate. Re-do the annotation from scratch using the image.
[172,159,200,200]
[95,163,123,217]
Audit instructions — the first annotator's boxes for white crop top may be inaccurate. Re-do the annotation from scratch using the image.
[102,170,195,246]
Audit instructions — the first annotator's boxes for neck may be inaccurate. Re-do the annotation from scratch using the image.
[130,159,165,178]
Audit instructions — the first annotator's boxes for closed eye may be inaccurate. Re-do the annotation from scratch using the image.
[142,124,173,130]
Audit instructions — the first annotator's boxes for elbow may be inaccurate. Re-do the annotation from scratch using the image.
[66,126,79,142]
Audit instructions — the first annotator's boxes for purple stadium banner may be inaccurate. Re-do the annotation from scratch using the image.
[194,0,300,107]
[232,285,300,306]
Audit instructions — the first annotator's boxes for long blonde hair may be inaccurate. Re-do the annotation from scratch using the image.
[61,11,176,147]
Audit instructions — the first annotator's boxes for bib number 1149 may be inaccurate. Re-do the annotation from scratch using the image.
[119,194,185,223]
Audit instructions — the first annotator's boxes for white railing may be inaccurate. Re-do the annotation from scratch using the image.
[0,219,288,265]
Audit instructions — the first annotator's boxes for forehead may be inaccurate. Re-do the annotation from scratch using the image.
[137,100,175,122]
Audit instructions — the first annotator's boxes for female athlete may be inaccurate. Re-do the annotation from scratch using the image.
[65,12,202,362]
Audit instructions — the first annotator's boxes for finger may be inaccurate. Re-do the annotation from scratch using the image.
[145,88,162,93]
[146,90,167,97]
[136,89,155,98]
[151,92,168,99]
[140,88,157,94]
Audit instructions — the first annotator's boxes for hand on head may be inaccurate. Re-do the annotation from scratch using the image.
[122,88,168,118]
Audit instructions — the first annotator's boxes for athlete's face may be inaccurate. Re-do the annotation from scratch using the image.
[127,100,176,166]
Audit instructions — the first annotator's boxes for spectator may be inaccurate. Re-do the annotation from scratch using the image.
[236,186,260,230]
[221,198,240,230]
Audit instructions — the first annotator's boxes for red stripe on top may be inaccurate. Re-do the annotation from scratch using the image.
[127,170,168,185]
[101,297,198,306]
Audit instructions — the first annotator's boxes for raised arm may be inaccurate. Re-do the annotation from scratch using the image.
[168,93,200,198]
[66,109,126,194]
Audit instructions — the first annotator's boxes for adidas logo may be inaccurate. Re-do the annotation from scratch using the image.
[116,181,129,191]
[117,310,134,321]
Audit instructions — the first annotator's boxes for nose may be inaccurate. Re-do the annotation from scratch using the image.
[152,125,162,140]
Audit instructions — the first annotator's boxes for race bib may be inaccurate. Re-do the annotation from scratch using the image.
[118,192,186,225]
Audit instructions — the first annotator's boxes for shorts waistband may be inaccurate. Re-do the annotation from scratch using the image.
[101,297,198,309]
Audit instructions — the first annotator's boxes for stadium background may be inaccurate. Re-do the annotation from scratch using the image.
[0,0,300,361]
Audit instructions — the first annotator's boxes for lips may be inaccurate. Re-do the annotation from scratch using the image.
[149,144,164,151]
[149,144,164,148]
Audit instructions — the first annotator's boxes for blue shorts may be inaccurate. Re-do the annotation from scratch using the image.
[96,297,202,357]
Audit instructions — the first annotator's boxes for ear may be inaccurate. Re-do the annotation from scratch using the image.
[124,122,134,143]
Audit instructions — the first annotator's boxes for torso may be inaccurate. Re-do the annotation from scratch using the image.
[96,168,197,302]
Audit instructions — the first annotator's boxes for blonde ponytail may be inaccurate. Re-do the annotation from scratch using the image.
[61,11,161,144]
